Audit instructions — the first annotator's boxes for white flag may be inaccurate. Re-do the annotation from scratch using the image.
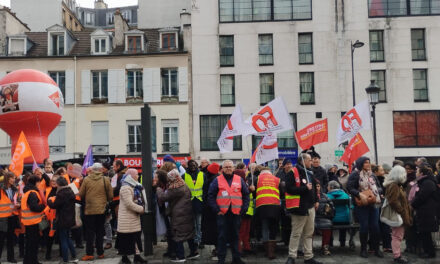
[241,97,293,137]
[217,105,243,153]
[251,133,278,165]
[336,100,371,145]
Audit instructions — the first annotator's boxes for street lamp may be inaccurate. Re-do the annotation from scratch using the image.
[365,80,380,164]
[351,40,365,106]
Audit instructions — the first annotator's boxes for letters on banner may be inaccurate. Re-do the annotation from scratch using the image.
[9,131,33,177]
[295,119,328,150]
[217,105,244,153]
[340,133,370,171]
[241,97,293,137]
[336,100,371,145]
[250,133,279,165]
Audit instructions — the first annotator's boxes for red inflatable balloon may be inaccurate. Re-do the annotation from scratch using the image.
[0,69,63,163]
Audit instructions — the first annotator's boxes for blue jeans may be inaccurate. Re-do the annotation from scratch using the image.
[217,212,241,263]
[175,239,197,259]
[261,218,278,242]
[354,205,380,234]
[194,213,202,244]
[58,227,76,262]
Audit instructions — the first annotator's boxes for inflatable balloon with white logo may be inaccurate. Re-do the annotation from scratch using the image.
[0,69,63,163]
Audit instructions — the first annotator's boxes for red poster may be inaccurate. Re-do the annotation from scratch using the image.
[340,133,370,172]
[295,119,328,150]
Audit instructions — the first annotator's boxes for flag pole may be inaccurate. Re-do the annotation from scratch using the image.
[245,136,259,186]
[293,132,310,184]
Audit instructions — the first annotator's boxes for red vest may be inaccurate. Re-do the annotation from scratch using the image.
[285,167,301,209]
[256,173,280,208]
[216,174,243,215]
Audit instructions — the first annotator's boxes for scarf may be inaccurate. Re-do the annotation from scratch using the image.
[122,174,149,213]
[408,175,427,203]
[358,170,380,203]
[167,169,185,189]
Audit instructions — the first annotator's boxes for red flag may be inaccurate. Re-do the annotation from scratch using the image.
[295,119,328,150]
[340,133,369,172]
[9,131,33,177]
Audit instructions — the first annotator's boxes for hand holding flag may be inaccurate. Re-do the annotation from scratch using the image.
[340,133,370,172]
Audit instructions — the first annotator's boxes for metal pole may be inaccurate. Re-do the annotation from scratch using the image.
[141,104,154,256]
[351,41,356,107]
[372,103,378,164]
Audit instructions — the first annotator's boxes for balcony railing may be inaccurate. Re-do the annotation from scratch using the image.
[127,143,141,153]
[92,145,109,154]
[162,143,179,153]
[49,145,65,154]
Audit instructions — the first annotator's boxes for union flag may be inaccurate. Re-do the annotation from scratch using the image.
[340,133,369,172]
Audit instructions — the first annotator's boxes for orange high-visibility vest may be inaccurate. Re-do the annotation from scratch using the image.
[45,188,56,237]
[216,174,243,215]
[21,190,44,226]
[256,173,280,208]
[73,179,81,202]
[285,167,301,209]
[0,189,15,218]
[62,174,71,185]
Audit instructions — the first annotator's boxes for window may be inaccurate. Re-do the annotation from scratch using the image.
[162,33,176,50]
[106,12,114,25]
[9,38,25,55]
[92,71,108,100]
[259,34,273,65]
[49,71,65,102]
[200,115,242,151]
[85,12,94,25]
[368,0,440,17]
[220,75,235,106]
[298,33,313,64]
[371,70,387,102]
[369,30,384,62]
[92,121,109,154]
[411,29,426,61]
[219,35,234,66]
[94,38,107,54]
[260,73,274,105]
[413,69,428,102]
[127,118,156,153]
[127,70,143,98]
[51,34,64,55]
[161,69,178,97]
[393,111,440,147]
[299,72,314,104]
[219,0,312,22]
[252,113,297,150]
[122,9,132,22]
[162,120,179,153]
[127,36,142,53]
[49,121,66,153]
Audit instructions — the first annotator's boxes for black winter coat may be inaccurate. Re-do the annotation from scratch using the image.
[285,164,317,216]
[411,175,439,233]
[48,186,76,229]
[312,166,328,192]
[201,172,218,245]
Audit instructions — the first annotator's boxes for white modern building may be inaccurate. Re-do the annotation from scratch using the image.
[191,0,440,165]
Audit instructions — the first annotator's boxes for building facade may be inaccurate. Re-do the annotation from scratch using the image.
[191,0,440,165]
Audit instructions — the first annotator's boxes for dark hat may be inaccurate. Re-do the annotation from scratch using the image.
[282,159,292,167]
[207,162,220,175]
[163,154,175,163]
[301,146,321,159]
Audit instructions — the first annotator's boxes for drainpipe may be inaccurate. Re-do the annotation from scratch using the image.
[74,55,77,155]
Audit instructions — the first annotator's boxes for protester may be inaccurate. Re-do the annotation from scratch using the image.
[236,168,253,255]
[314,182,334,256]
[326,181,350,248]
[275,159,292,245]
[47,176,78,263]
[403,163,416,188]
[43,174,59,260]
[79,163,113,261]
[255,167,280,259]
[310,150,328,193]
[157,169,200,263]
[285,153,321,264]
[0,172,18,263]
[410,162,438,259]
[208,160,249,264]
[327,165,338,183]
[392,160,404,168]
[199,158,210,174]
[347,156,384,258]
[336,167,349,191]
[372,164,391,253]
[117,169,148,264]
[21,175,46,264]
[383,165,412,264]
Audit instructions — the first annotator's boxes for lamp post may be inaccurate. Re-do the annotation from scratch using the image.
[365,80,380,164]
[351,40,365,106]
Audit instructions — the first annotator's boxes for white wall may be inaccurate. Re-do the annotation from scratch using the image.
[138,0,191,28]
[11,0,62,31]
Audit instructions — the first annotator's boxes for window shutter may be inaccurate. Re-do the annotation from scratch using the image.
[178,67,188,102]
[152,68,161,102]
[108,69,124,103]
[65,70,74,104]
[116,70,126,103]
[143,68,153,102]
[81,70,91,104]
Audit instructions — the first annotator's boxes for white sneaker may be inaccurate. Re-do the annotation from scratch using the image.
[69,259,79,263]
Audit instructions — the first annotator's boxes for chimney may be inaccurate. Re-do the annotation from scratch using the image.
[180,9,191,52]
[180,9,191,31]
[94,0,108,9]
[114,9,129,48]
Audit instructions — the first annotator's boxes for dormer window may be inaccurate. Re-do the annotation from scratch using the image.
[159,29,179,51]
[51,34,65,55]
[8,37,27,56]
[124,30,145,54]
[106,12,114,25]
[91,29,112,55]
[94,38,107,54]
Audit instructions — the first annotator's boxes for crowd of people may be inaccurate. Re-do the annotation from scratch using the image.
[0,151,439,264]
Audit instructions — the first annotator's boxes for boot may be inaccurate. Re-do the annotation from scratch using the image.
[267,241,276,260]
[263,242,268,257]
[359,233,368,258]
[134,254,148,264]
[373,233,384,258]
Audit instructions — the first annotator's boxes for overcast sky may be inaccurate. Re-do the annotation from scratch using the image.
[0,0,138,8]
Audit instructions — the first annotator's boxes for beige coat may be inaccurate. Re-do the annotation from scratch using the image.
[117,185,144,233]
[79,171,113,215]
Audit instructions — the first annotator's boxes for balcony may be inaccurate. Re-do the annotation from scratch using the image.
[92,145,109,154]
[49,145,65,154]
[162,143,179,153]
[127,143,141,153]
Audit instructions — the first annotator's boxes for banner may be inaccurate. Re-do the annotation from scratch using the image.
[250,133,278,165]
[82,145,94,176]
[9,131,33,177]
[336,100,371,145]
[295,119,328,150]
[242,97,293,137]
[217,105,244,153]
[340,133,370,172]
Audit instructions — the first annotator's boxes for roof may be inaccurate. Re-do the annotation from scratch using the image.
[0,7,30,31]
[22,27,166,57]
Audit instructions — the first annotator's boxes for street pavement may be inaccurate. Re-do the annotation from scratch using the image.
[5,234,440,264]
